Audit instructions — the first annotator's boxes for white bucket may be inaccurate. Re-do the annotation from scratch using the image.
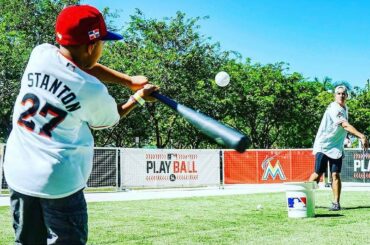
[284,182,316,218]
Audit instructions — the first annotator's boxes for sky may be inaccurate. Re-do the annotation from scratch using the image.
[83,0,370,89]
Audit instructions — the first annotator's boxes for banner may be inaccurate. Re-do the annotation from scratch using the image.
[224,149,314,184]
[120,149,220,188]
[342,149,370,183]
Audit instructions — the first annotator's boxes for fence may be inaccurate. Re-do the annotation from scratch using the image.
[1,147,369,193]
[0,147,120,192]
[87,147,119,189]
[0,144,4,192]
[224,149,314,184]
[120,148,220,188]
[342,149,370,183]
[224,149,370,184]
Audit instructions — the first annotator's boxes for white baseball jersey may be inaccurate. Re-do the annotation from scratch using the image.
[313,101,348,159]
[4,44,120,198]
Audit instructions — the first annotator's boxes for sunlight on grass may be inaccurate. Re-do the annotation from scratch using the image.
[1,191,370,244]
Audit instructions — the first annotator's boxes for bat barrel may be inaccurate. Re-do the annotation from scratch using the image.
[152,92,251,152]
[177,103,250,152]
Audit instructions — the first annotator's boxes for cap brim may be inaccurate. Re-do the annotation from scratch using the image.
[102,31,123,41]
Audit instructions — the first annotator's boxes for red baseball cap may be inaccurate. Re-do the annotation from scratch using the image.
[55,5,123,46]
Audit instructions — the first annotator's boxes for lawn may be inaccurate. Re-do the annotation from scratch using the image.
[1,190,370,244]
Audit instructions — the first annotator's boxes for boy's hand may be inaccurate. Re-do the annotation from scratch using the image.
[130,76,149,91]
[135,84,159,102]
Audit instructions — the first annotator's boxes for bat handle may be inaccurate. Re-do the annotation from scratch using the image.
[151,91,178,110]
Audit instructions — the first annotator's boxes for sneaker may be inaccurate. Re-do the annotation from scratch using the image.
[329,202,341,211]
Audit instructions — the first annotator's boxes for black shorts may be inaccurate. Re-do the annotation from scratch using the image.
[314,152,342,174]
[9,188,87,245]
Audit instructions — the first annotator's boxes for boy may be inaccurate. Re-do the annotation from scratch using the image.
[4,5,158,244]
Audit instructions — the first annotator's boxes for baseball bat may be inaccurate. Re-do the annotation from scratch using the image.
[151,91,251,152]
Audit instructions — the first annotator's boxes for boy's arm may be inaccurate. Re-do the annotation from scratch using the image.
[117,84,159,118]
[86,63,148,91]
[117,98,138,118]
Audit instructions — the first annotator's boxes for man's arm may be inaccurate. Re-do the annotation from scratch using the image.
[85,63,148,91]
[341,121,369,148]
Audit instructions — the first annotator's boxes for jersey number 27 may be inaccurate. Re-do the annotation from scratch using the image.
[17,93,67,138]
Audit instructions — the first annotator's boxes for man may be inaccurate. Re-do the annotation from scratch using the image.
[4,5,158,244]
[309,85,368,211]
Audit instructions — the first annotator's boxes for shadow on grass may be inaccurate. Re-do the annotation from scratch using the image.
[314,213,344,218]
[316,205,370,210]
[341,206,370,210]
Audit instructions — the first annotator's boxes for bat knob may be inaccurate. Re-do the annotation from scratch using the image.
[235,136,251,153]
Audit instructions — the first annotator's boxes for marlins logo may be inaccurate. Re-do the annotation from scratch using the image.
[261,155,286,180]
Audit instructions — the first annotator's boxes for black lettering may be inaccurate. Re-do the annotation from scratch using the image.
[61,93,76,104]
[147,161,154,173]
[57,85,71,98]
[40,74,50,90]
[159,161,166,173]
[165,161,171,173]
[49,79,62,94]
[26,73,82,112]
[66,102,81,112]
[27,73,34,87]
[35,73,41,87]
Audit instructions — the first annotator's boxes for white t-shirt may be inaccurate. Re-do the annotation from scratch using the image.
[313,101,348,159]
[4,44,120,198]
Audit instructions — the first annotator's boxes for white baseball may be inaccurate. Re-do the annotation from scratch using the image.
[256,204,263,210]
[215,71,230,87]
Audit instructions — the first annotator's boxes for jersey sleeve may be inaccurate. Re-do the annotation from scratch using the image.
[328,103,347,126]
[81,84,120,130]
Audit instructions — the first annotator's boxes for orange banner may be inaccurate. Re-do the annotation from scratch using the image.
[224,149,314,184]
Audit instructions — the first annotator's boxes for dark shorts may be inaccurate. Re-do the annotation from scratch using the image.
[314,152,342,174]
[9,188,88,245]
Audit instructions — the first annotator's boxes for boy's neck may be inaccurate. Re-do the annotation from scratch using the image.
[59,46,87,69]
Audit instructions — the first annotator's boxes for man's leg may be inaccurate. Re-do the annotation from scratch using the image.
[309,172,321,183]
[309,152,327,183]
[9,189,48,245]
[41,189,88,245]
[331,172,341,203]
[329,157,342,211]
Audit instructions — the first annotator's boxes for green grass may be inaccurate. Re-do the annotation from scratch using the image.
[1,190,370,244]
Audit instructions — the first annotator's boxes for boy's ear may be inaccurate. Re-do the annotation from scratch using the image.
[87,43,96,55]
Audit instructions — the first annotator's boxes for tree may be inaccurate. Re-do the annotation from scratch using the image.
[0,0,79,142]
[347,83,370,137]
[95,10,231,148]
[1,2,367,149]
[277,80,325,147]
[219,60,317,148]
